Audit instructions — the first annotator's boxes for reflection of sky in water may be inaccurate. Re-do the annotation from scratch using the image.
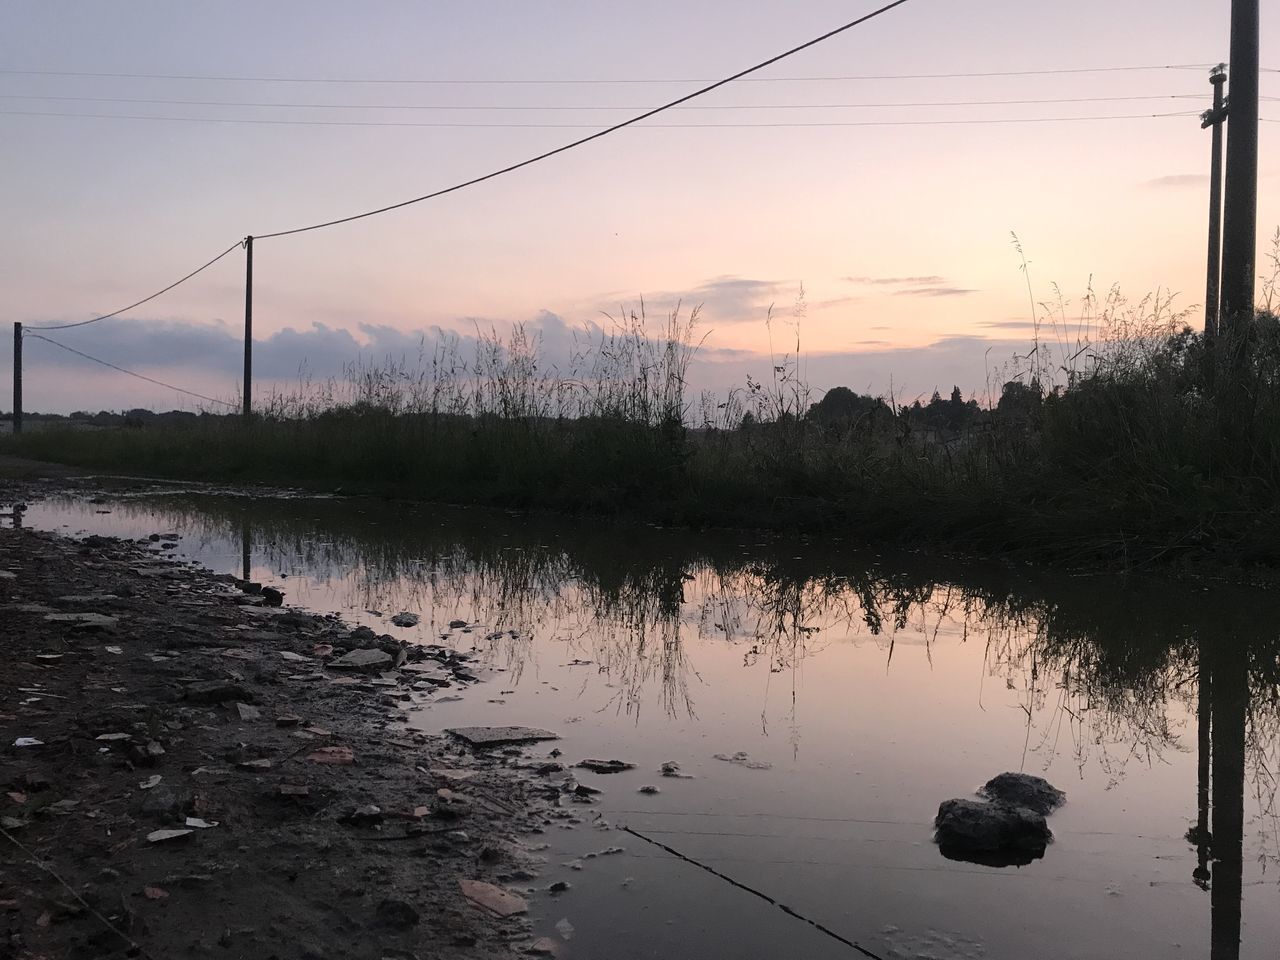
[20,492,1280,960]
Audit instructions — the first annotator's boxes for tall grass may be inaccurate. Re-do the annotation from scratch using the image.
[8,286,1280,571]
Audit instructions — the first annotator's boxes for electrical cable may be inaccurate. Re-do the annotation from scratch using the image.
[251,0,923,238]
[0,92,1223,111]
[22,333,237,408]
[0,63,1218,85]
[25,241,241,331]
[1,107,1203,131]
[622,826,886,959]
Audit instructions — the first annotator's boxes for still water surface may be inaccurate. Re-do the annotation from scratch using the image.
[17,488,1280,960]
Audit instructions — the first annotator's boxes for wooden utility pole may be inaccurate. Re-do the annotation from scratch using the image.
[1219,0,1260,337]
[12,322,21,435]
[1202,65,1229,338]
[242,236,254,421]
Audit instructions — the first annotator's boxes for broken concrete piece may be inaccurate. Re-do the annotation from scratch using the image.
[306,746,354,765]
[576,759,636,774]
[146,829,193,843]
[330,648,394,672]
[459,879,528,917]
[713,751,772,770]
[445,727,559,748]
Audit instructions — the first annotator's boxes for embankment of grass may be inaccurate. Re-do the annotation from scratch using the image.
[8,311,1280,573]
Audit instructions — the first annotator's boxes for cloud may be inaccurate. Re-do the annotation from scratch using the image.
[842,275,975,297]
[893,286,977,298]
[980,320,1038,330]
[1146,174,1209,188]
[844,275,948,286]
[628,275,787,324]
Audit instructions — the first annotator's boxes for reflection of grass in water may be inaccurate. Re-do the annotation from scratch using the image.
[71,490,1280,852]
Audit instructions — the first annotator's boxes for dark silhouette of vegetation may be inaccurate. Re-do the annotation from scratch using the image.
[9,301,1280,572]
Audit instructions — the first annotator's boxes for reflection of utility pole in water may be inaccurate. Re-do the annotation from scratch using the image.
[241,519,252,583]
[1209,642,1247,960]
[1189,639,1213,890]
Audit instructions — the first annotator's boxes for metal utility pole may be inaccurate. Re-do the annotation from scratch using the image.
[1202,65,1229,338]
[242,236,253,421]
[12,322,21,435]
[1219,0,1260,337]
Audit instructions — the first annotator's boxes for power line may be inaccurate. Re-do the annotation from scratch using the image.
[252,0,1042,239]
[22,333,237,408]
[0,92,1223,111]
[0,63,1217,85]
[0,108,1203,130]
[622,826,885,960]
[25,241,241,331]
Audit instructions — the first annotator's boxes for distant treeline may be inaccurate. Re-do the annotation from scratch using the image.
[1,409,217,427]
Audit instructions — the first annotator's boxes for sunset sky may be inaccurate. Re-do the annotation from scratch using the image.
[2,1,1278,413]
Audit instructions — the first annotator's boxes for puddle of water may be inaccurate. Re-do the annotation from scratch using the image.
[14,491,1280,959]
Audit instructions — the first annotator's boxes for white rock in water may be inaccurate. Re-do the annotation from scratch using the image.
[713,751,772,770]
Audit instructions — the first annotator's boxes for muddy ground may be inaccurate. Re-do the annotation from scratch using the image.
[0,486,575,960]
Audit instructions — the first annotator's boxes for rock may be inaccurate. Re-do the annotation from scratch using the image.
[390,613,420,627]
[375,898,419,929]
[342,804,383,826]
[330,648,394,673]
[459,879,528,917]
[934,798,1051,866]
[713,751,772,770]
[979,772,1066,815]
[448,619,468,629]
[260,587,285,607]
[549,881,570,893]
[140,785,189,821]
[234,702,262,722]
[445,727,559,748]
[43,612,118,629]
[660,761,691,778]
[185,680,251,704]
[433,792,472,820]
[526,938,558,955]
[576,759,636,774]
[638,785,660,795]
[146,829,193,843]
